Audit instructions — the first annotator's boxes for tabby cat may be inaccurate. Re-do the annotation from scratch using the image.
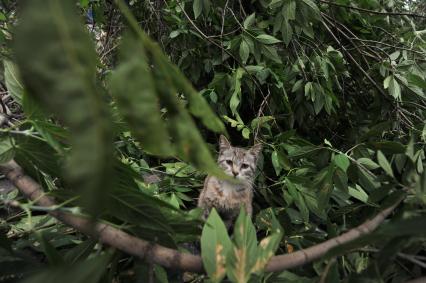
[197,135,262,228]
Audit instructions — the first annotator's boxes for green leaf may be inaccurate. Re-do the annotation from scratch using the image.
[110,33,174,156]
[242,127,250,139]
[383,75,391,89]
[389,51,400,61]
[385,75,401,100]
[21,253,111,283]
[4,60,24,105]
[116,2,227,177]
[64,239,97,264]
[334,154,350,172]
[300,0,320,16]
[261,45,282,63]
[287,180,309,222]
[316,165,335,210]
[36,232,65,266]
[243,13,256,29]
[193,0,202,19]
[292,79,303,92]
[168,61,226,134]
[282,0,296,20]
[79,0,90,8]
[169,30,180,38]
[14,0,114,215]
[407,73,426,89]
[377,150,394,178]
[240,39,250,63]
[304,82,312,96]
[357,158,380,170]
[251,213,283,274]
[201,209,232,283]
[230,68,244,117]
[256,34,281,45]
[227,208,258,283]
[0,137,14,163]
[151,55,226,178]
[348,185,369,203]
[271,151,282,176]
[281,19,293,45]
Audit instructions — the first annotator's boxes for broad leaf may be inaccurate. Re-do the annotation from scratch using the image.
[4,60,24,105]
[110,32,173,156]
[201,209,232,283]
[14,0,114,214]
[334,154,350,172]
[227,208,258,283]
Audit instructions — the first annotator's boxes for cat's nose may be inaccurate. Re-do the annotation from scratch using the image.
[232,170,238,176]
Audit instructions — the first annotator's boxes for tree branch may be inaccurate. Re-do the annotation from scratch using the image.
[318,0,426,19]
[0,160,403,273]
[0,160,202,272]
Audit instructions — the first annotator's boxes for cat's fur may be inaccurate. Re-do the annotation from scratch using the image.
[197,135,262,228]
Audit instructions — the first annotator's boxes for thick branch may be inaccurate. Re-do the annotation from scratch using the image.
[266,194,403,271]
[0,160,202,272]
[0,160,403,273]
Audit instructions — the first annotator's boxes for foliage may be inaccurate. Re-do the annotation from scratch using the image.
[0,0,425,282]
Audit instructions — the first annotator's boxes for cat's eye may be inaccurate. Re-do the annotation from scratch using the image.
[225,160,233,165]
[241,163,249,169]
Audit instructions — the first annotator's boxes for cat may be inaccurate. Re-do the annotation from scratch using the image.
[197,135,262,229]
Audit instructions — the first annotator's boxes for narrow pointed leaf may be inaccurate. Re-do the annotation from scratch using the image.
[110,33,173,156]
[14,0,114,214]
[201,209,232,283]
[227,208,258,283]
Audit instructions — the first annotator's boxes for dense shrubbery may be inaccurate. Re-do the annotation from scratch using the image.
[0,0,425,282]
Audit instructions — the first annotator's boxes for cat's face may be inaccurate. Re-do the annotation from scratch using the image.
[217,135,262,182]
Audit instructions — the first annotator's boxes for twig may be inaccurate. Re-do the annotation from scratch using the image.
[0,159,404,273]
[174,0,266,98]
[322,13,383,61]
[348,37,426,58]
[319,258,336,283]
[220,0,230,58]
[318,0,426,19]
[321,20,388,98]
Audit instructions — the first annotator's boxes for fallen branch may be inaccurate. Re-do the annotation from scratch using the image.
[0,160,403,273]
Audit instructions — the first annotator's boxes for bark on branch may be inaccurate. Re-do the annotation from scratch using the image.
[0,160,403,273]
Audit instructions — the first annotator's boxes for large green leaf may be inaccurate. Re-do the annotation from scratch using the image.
[14,0,114,214]
[226,208,258,283]
[36,232,65,266]
[21,254,111,283]
[114,0,226,177]
[150,53,226,176]
[166,57,226,134]
[110,33,173,156]
[4,60,24,105]
[201,209,232,283]
[251,213,283,274]
[0,137,14,163]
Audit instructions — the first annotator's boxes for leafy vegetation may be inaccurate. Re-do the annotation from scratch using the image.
[0,0,425,282]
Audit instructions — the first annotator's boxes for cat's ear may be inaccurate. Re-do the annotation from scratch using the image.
[250,143,263,159]
[219,135,231,151]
